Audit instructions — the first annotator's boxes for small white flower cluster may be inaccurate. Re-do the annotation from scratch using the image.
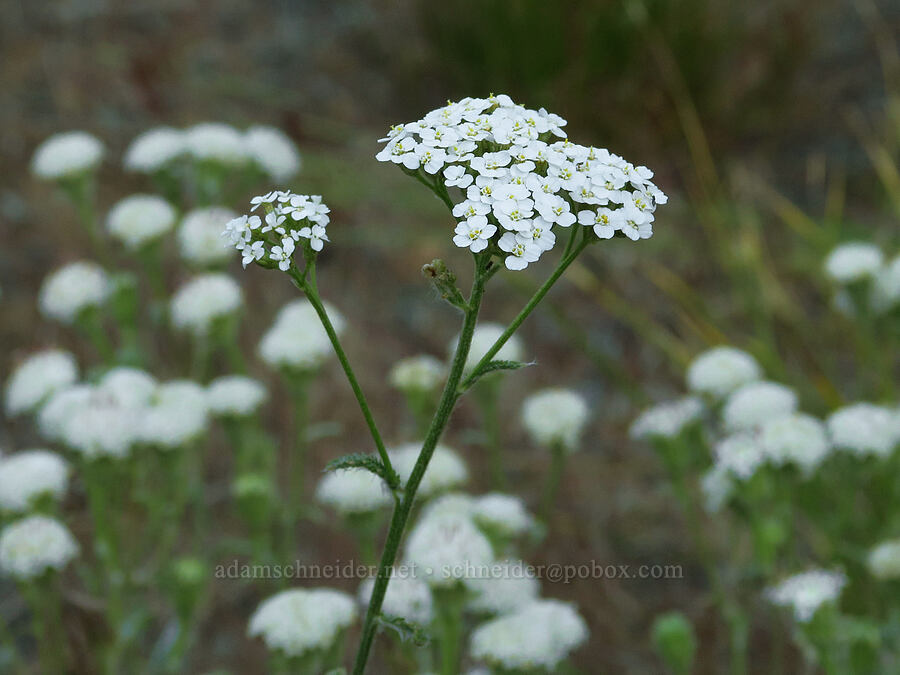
[178,207,239,267]
[823,242,900,314]
[521,388,590,452]
[358,573,434,626]
[686,346,762,399]
[461,322,525,374]
[404,510,494,588]
[824,242,884,285]
[316,468,393,515]
[0,450,69,513]
[629,396,704,441]
[39,261,112,324]
[389,355,445,394]
[827,403,900,458]
[248,587,357,658]
[0,515,79,580]
[471,493,534,539]
[469,599,589,670]
[466,560,540,615]
[868,539,900,580]
[389,442,468,496]
[5,349,79,417]
[722,381,798,432]
[170,273,243,336]
[224,191,331,271]
[258,299,344,371]
[106,194,178,251]
[766,569,846,622]
[124,123,301,181]
[205,375,267,418]
[31,131,104,180]
[376,95,667,270]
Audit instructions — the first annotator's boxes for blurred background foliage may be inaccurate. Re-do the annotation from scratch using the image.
[1,0,900,672]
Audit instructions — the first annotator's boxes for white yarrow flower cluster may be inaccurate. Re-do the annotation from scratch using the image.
[766,570,846,622]
[472,493,533,538]
[827,403,900,459]
[759,413,830,475]
[714,433,767,481]
[316,468,392,515]
[248,588,357,657]
[0,515,79,580]
[823,242,883,284]
[868,539,900,580]
[466,560,540,615]
[686,346,762,399]
[630,396,704,441]
[106,194,178,250]
[358,573,433,625]
[244,126,302,181]
[721,381,798,432]
[224,191,331,271]
[178,207,239,266]
[123,127,186,173]
[404,511,493,587]
[390,443,468,496]
[139,380,209,448]
[521,388,590,451]
[5,350,78,417]
[871,254,900,313]
[389,355,445,394]
[462,323,524,373]
[31,131,104,180]
[186,122,248,165]
[376,95,667,270]
[206,375,267,417]
[0,450,69,513]
[258,299,344,371]
[469,600,588,670]
[39,261,111,323]
[170,273,243,336]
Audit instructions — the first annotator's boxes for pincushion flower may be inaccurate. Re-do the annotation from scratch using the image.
[106,194,178,250]
[0,515,78,580]
[5,350,78,417]
[375,95,666,269]
[39,261,111,323]
[31,131,104,180]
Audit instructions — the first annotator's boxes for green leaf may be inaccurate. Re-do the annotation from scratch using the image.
[324,454,394,484]
[467,359,533,386]
[375,615,430,646]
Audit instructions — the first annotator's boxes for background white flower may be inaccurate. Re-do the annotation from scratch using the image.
[39,261,111,323]
[31,131,104,180]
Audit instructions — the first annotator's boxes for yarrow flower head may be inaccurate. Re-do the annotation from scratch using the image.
[871,254,900,313]
[469,599,589,670]
[390,442,468,496]
[766,569,846,622]
[170,273,243,336]
[244,126,302,181]
[868,539,900,580]
[31,131,104,180]
[521,388,590,452]
[315,468,393,515]
[178,207,239,267]
[827,403,900,458]
[686,346,761,399]
[404,510,493,587]
[389,355,445,394]
[759,413,830,475]
[721,381,798,432]
[185,122,248,165]
[224,191,331,271]
[358,573,433,626]
[714,433,767,481]
[0,515,79,580]
[0,450,69,513]
[123,126,186,173]
[472,493,534,539]
[258,299,344,372]
[139,380,209,449]
[462,323,524,374]
[248,587,357,658]
[630,396,704,441]
[205,375,267,418]
[376,95,667,270]
[39,261,111,324]
[106,194,178,251]
[5,350,78,417]
[823,242,883,284]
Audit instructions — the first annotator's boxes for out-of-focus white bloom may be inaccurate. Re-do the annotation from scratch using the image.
[244,126,302,181]
[472,493,533,538]
[123,127,186,172]
[178,207,239,266]
[824,242,883,284]
[404,511,493,587]
[722,381,797,432]
[5,350,78,417]
[315,468,392,515]
[760,414,830,474]
[469,600,588,670]
[827,403,900,458]
[467,560,540,615]
[258,299,344,371]
[186,123,248,165]
[629,396,703,441]
[170,273,243,336]
[248,588,357,657]
[868,540,900,580]
[0,515,78,580]
[686,347,761,399]
[714,433,766,480]
[700,464,732,513]
[206,375,267,417]
[462,323,523,373]
[64,391,142,459]
[521,388,590,451]
[39,261,111,323]
[419,493,476,521]
[390,443,468,496]
[98,367,157,409]
[139,380,209,448]
[389,355,445,394]
[376,96,666,269]
[766,570,846,622]
[37,384,94,441]
[871,255,900,313]
[0,450,69,513]
[106,194,177,250]
[31,131,104,180]
[358,573,433,625]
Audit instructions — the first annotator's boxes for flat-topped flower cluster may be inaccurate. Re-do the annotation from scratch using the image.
[224,191,331,271]
[375,94,667,270]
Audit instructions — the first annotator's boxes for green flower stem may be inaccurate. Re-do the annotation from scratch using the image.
[458,237,591,394]
[80,307,115,363]
[432,586,466,675]
[288,262,399,490]
[60,173,109,262]
[351,253,491,675]
[283,373,311,555]
[540,441,567,523]
[23,578,66,674]
[190,333,211,382]
[475,378,506,489]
